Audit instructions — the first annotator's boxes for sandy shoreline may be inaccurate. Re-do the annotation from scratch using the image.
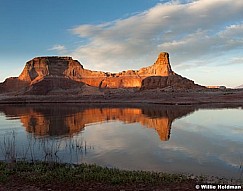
[1,89,243,107]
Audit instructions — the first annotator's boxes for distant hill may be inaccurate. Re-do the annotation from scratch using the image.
[235,84,243,89]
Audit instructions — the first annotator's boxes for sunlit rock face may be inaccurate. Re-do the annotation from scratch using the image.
[0,52,176,93]
[18,52,174,89]
[18,56,107,83]
[0,52,205,94]
[138,52,173,76]
[97,52,174,88]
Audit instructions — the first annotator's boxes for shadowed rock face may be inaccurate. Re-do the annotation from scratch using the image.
[0,52,204,94]
[0,77,29,93]
[0,104,196,141]
[141,75,204,90]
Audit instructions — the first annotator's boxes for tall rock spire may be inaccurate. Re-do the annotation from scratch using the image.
[153,52,173,76]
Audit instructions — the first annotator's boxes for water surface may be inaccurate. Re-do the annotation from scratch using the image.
[0,104,242,179]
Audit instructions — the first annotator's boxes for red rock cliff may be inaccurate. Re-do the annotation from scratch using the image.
[0,52,204,94]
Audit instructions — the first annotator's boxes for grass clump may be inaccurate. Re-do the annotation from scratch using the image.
[1,161,242,191]
[0,161,188,186]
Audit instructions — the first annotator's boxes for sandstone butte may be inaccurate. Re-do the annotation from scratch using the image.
[0,52,204,95]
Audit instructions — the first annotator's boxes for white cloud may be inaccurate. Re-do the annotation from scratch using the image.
[71,24,108,38]
[229,57,243,65]
[219,24,243,41]
[68,0,243,75]
[48,44,67,54]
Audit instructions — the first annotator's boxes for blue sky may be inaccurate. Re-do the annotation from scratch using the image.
[0,0,243,88]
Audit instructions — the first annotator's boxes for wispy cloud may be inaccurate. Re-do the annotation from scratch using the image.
[68,0,243,73]
[48,44,67,54]
[224,57,243,66]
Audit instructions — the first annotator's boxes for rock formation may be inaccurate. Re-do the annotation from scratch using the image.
[0,52,204,94]
[236,84,243,89]
[140,75,203,90]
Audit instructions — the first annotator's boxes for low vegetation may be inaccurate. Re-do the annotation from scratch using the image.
[0,161,187,184]
[0,161,198,190]
[0,161,242,191]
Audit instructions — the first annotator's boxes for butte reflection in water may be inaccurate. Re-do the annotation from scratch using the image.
[0,104,196,141]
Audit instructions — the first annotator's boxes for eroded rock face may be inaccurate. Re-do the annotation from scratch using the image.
[0,77,29,93]
[138,52,173,76]
[0,52,204,94]
[141,75,205,90]
[24,76,84,95]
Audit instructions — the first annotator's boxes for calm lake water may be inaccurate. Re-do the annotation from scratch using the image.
[0,104,242,179]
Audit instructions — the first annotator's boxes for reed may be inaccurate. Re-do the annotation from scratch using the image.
[0,131,92,164]
[0,131,17,163]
